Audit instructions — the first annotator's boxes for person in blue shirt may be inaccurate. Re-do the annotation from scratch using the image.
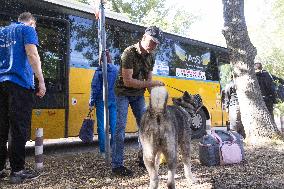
[0,12,46,184]
[89,50,118,158]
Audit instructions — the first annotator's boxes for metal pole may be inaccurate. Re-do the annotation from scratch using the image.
[99,0,110,165]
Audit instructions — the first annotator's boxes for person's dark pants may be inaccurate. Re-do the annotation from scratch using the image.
[0,81,34,172]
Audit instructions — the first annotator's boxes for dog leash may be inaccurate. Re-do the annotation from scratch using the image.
[165,84,184,93]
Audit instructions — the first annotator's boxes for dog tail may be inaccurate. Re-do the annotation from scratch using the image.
[150,86,168,112]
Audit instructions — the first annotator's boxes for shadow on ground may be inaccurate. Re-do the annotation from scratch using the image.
[0,139,283,189]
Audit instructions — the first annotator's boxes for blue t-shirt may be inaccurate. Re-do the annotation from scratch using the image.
[0,22,39,89]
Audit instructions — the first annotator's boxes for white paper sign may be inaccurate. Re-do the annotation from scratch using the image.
[176,68,206,80]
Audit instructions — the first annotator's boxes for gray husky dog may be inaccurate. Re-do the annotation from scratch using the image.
[139,86,195,189]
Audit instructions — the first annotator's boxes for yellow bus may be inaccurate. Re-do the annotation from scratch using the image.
[0,0,229,140]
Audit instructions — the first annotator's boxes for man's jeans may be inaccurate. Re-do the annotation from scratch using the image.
[112,96,146,168]
[95,100,116,153]
[0,81,34,172]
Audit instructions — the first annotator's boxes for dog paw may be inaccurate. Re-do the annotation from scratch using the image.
[186,175,196,184]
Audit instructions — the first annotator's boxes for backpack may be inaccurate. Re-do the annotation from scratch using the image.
[275,83,284,102]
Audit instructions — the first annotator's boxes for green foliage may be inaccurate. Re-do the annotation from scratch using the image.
[109,0,165,22]
[219,64,232,89]
[274,102,284,116]
[255,0,284,79]
[265,0,284,113]
[264,48,284,78]
[108,0,198,36]
[274,0,284,26]
[75,0,90,4]
[74,0,197,35]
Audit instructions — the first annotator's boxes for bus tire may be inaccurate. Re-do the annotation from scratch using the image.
[191,109,207,139]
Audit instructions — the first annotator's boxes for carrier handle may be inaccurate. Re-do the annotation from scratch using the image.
[211,130,223,144]
[215,130,237,141]
[211,130,237,144]
[86,109,93,119]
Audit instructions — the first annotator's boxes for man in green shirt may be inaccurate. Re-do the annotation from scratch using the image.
[112,26,164,176]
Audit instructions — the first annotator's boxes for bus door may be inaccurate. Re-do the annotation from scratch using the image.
[32,16,70,139]
[0,14,69,139]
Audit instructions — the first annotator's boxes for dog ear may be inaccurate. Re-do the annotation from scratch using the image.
[183,91,192,102]
[172,97,181,104]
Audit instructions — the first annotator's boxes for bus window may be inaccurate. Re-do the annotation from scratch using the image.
[155,38,219,81]
[117,26,142,53]
[0,14,13,27]
[154,37,174,76]
[0,14,68,109]
[35,18,68,109]
[69,15,99,68]
[219,63,232,89]
[205,52,219,81]
[106,24,122,66]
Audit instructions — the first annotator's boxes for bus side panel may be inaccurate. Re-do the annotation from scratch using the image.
[68,67,94,137]
[152,76,223,127]
[207,82,223,126]
[31,109,65,140]
[68,67,141,136]
[125,111,139,132]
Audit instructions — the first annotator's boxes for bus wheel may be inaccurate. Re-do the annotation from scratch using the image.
[191,109,206,139]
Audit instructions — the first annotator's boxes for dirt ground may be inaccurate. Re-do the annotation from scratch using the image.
[0,139,284,189]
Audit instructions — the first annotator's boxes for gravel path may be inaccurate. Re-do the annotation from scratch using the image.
[0,140,283,189]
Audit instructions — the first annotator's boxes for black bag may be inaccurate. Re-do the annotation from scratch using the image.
[79,110,94,143]
[199,132,220,166]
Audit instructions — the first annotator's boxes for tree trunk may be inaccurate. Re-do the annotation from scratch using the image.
[222,0,283,144]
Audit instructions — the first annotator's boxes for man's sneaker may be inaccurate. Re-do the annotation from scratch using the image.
[10,169,38,184]
[99,152,106,159]
[112,166,133,177]
[0,170,7,179]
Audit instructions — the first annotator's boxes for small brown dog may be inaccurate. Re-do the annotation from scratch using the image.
[139,86,195,189]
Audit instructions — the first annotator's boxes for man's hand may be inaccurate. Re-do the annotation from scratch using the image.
[151,80,165,87]
[36,81,46,98]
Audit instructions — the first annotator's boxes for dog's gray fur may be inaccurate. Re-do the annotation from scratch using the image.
[139,86,195,189]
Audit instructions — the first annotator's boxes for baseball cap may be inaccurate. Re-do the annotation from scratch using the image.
[144,26,163,44]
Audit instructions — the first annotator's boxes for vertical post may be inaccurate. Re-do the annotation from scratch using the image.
[206,119,211,134]
[281,116,284,134]
[35,128,43,170]
[99,0,110,165]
